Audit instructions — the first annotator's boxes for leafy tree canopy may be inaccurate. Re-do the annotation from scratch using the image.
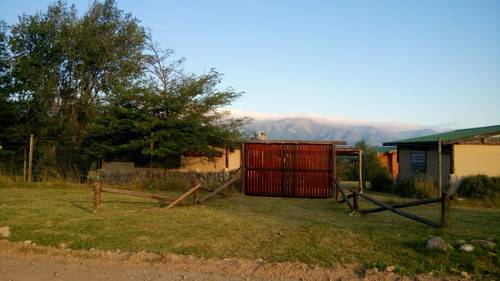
[355,139,390,181]
[90,34,251,167]
[2,0,250,178]
[0,20,16,145]
[8,0,146,147]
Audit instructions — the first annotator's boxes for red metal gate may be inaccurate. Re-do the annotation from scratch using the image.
[241,141,344,198]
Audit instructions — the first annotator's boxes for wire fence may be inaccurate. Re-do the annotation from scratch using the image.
[0,145,99,183]
[336,147,364,190]
[1,142,365,188]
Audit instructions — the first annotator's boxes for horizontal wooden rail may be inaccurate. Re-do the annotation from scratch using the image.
[101,187,186,204]
[165,183,201,210]
[361,197,442,214]
[198,176,237,204]
[93,182,190,213]
[350,188,440,228]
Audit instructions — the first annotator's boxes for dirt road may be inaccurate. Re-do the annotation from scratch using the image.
[0,240,455,281]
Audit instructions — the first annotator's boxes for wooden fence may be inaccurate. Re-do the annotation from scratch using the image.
[93,176,237,212]
[334,179,451,228]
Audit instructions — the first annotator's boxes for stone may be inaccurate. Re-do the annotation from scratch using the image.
[58,243,68,249]
[460,244,474,252]
[472,239,496,249]
[0,226,10,238]
[426,236,448,251]
[385,265,396,273]
[461,271,471,279]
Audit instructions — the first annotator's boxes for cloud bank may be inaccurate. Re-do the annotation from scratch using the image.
[226,109,436,131]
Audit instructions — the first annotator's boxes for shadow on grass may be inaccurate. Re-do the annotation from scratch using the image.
[69,200,162,213]
[69,201,94,213]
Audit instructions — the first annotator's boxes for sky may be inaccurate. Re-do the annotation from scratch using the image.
[1,0,499,131]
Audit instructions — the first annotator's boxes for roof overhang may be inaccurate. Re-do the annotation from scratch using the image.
[234,140,347,145]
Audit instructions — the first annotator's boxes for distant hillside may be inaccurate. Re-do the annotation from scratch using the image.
[245,118,437,146]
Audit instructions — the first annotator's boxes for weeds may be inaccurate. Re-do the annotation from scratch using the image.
[458,175,500,202]
[368,174,438,199]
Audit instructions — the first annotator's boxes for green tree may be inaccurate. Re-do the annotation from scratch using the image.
[90,34,251,171]
[0,20,15,144]
[8,0,146,181]
[143,35,251,166]
[0,20,20,176]
[355,139,390,182]
[6,0,249,181]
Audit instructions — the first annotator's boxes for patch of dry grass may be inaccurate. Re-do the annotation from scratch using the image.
[0,182,498,278]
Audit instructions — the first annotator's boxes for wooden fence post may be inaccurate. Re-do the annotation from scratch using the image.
[441,191,450,229]
[332,144,339,202]
[28,134,34,183]
[358,149,363,192]
[23,148,27,182]
[193,181,199,205]
[353,192,359,212]
[93,182,102,213]
[240,143,246,194]
[438,136,442,196]
[194,189,199,205]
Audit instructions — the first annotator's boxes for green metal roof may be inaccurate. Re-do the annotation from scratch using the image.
[378,146,397,153]
[383,124,500,146]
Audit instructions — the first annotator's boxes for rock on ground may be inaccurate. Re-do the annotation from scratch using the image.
[0,226,10,238]
[460,244,474,252]
[426,236,449,251]
[0,240,463,281]
[472,239,497,249]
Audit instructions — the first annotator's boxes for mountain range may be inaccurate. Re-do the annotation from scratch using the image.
[244,118,437,147]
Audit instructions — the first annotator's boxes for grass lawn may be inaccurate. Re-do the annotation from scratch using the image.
[0,181,498,278]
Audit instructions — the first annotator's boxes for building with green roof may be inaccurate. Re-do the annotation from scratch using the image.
[383,125,500,184]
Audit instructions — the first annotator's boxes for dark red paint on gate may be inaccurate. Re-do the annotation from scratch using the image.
[243,142,338,198]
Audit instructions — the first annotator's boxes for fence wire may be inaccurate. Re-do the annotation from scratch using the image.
[0,145,98,183]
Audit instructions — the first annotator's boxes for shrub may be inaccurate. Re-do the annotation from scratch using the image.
[412,177,439,198]
[394,176,438,199]
[156,177,191,191]
[337,162,359,181]
[370,173,394,193]
[458,175,500,201]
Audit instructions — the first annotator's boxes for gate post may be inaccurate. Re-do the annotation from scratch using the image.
[358,150,363,192]
[240,143,246,194]
[441,191,450,229]
[353,192,359,211]
[332,144,339,202]
[93,182,102,213]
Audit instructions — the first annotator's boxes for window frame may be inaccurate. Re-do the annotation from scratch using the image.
[410,148,427,173]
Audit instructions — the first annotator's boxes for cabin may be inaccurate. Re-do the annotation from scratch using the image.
[383,125,500,185]
[378,146,398,179]
[96,146,241,185]
[99,147,240,173]
[181,147,240,172]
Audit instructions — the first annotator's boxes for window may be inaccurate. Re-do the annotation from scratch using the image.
[410,148,426,173]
